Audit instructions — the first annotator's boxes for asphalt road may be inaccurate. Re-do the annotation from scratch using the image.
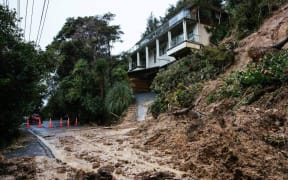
[4,127,54,158]
[4,120,79,158]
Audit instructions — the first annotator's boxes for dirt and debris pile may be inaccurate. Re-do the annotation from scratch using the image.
[0,154,116,180]
[75,166,115,180]
[0,157,36,179]
[132,102,288,179]
[136,171,177,180]
[130,3,288,179]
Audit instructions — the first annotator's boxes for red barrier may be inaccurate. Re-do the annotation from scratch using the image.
[37,117,42,128]
[67,117,70,128]
[26,119,30,128]
[75,117,78,126]
[60,117,63,128]
[49,118,53,128]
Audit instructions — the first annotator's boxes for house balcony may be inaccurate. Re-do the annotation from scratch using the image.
[167,33,201,57]
[128,5,215,72]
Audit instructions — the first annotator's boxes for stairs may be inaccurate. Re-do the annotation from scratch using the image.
[122,104,137,122]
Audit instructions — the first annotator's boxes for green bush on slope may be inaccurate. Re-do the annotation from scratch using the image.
[150,46,234,118]
[105,82,134,118]
[208,50,288,105]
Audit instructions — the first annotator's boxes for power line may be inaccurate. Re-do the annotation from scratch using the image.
[17,0,20,27]
[28,0,35,41]
[24,0,29,40]
[38,0,50,45]
[36,0,47,44]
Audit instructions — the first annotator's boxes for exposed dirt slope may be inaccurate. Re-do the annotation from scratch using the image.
[232,3,288,71]
[132,99,288,179]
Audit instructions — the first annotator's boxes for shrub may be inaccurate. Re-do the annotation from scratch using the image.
[169,83,203,109]
[105,82,133,117]
[150,95,168,118]
[212,50,288,104]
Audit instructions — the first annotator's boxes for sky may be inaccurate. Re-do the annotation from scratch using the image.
[4,0,178,55]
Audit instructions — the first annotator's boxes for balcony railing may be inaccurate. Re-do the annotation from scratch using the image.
[169,9,191,27]
[170,33,200,48]
[171,34,184,47]
[188,33,200,42]
[132,60,137,70]
[128,8,192,53]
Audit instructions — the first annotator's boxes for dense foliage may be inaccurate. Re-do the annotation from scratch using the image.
[43,14,133,124]
[225,0,287,39]
[150,46,234,117]
[207,50,288,105]
[0,5,52,146]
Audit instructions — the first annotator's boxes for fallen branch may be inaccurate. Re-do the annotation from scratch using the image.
[172,108,191,116]
[109,112,120,119]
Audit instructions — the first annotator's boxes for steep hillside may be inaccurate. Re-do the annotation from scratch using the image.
[132,3,288,179]
[197,2,288,113]
[231,3,288,71]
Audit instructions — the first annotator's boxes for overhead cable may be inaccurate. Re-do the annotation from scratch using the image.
[17,0,20,27]
[28,0,35,41]
[38,0,50,45]
[36,0,47,44]
[24,0,29,40]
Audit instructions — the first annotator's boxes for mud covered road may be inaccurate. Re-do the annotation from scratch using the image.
[1,120,190,179]
[34,120,190,179]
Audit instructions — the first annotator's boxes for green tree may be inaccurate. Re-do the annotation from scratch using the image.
[0,5,51,146]
[141,13,160,38]
[44,13,132,124]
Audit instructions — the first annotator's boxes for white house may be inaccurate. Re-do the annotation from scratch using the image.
[128,4,225,92]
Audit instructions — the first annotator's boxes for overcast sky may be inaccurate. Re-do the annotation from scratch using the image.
[5,0,178,55]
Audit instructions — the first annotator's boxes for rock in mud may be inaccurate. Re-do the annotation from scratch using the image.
[99,165,115,173]
[97,166,114,179]
[64,146,73,152]
[75,168,114,180]
[115,168,123,174]
[137,171,176,180]
[57,166,67,173]
[92,162,100,169]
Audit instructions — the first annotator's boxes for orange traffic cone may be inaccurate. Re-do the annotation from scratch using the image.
[49,118,53,128]
[74,117,78,126]
[59,117,63,128]
[37,117,42,128]
[67,117,70,128]
[26,119,30,128]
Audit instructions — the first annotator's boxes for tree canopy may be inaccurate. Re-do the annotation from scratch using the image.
[44,13,133,124]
